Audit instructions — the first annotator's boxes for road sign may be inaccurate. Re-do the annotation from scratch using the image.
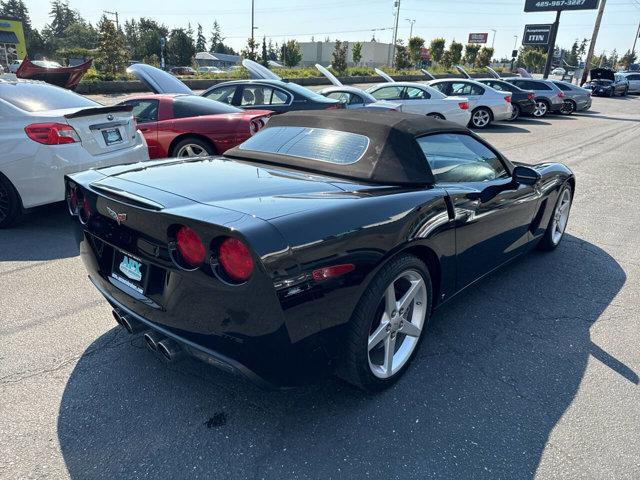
[522,24,553,45]
[468,33,488,44]
[524,0,600,12]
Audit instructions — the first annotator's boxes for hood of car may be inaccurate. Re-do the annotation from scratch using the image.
[127,63,194,95]
[589,68,615,82]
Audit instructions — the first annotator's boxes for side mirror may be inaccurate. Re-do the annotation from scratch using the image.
[512,165,540,185]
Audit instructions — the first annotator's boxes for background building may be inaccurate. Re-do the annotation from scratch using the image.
[195,51,241,69]
[299,40,393,67]
[0,17,26,70]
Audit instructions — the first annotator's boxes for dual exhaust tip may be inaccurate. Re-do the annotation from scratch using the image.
[112,309,182,362]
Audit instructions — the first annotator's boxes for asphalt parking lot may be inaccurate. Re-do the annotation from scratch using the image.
[1,94,639,479]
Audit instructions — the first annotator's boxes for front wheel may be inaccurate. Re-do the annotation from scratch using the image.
[532,100,549,117]
[337,254,432,391]
[537,183,573,251]
[508,104,520,121]
[469,107,492,129]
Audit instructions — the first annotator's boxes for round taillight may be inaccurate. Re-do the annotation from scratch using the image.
[80,197,92,223]
[67,187,79,214]
[176,226,206,266]
[218,237,254,282]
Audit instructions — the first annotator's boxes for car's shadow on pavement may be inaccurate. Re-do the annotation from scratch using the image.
[0,203,77,261]
[57,234,629,479]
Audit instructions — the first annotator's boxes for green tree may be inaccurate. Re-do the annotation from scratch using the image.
[448,40,463,65]
[267,39,278,61]
[47,0,78,37]
[332,39,348,74]
[440,50,453,68]
[394,40,411,69]
[261,36,268,67]
[407,36,425,65]
[165,28,196,66]
[475,46,494,68]
[620,49,637,69]
[352,41,362,65]
[96,15,127,78]
[282,39,302,67]
[241,37,258,61]
[208,20,235,55]
[430,37,446,64]
[519,46,546,71]
[195,23,207,52]
[463,44,481,66]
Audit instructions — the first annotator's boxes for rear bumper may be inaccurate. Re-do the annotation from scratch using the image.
[491,103,513,121]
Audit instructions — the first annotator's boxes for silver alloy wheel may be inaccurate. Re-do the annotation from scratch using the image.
[0,182,8,223]
[533,101,548,117]
[176,143,210,158]
[368,269,427,379]
[472,109,491,128]
[560,100,574,115]
[550,188,571,245]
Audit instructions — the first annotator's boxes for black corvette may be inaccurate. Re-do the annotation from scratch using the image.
[66,110,575,391]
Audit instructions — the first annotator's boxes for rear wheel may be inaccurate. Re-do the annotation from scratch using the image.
[469,107,492,129]
[538,184,572,251]
[171,137,216,158]
[560,100,575,115]
[622,87,628,97]
[337,254,432,391]
[0,174,22,229]
[427,112,445,120]
[532,100,549,117]
[508,104,520,121]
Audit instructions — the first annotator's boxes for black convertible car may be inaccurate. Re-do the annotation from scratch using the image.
[66,110,574,391]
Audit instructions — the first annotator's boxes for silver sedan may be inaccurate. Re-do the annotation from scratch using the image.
[425,79,513,129]
[551,80,592,114]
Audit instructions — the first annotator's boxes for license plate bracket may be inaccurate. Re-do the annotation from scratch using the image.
[102,128,123,146]
[111,250,148,294]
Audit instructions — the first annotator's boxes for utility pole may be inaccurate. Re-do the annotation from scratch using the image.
[251,0,255,42]
[391,0,401,67]
[103,10,119,31]
[580,0,607,85]
[406,18,416,40]
[490,29,497,49]
[542,10,561,79]
[632,20,640,61]
[511,35,518,72]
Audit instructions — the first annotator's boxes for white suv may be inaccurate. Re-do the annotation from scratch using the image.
[0,79,149,228]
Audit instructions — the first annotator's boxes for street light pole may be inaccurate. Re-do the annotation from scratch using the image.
[251,0,255,42]
[405,18,416,40]
[511,35,518,72]
[391,0,401,67]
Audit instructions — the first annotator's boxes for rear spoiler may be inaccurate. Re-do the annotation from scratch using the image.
[64,104,133,119]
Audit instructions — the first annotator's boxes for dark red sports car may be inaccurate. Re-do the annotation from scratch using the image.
[118,94,272,159]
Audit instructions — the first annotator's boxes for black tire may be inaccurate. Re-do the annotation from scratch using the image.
[508,104,520,121]
[622,87,628,97]
[170,136,216,158]
[337,254,432,392]
[427,113,445,120]
[537,183,573,252]
[0,174,22,229]
[468,107,492,129]
[560,100,575,115]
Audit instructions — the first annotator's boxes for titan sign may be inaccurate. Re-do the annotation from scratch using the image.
[524,0,600,12]
[522,24,553,45]
[468,33,488,44]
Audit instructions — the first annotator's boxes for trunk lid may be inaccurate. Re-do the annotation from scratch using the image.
[94,157,358,220]
[63,105,138,156]
[126,63,194,95]
[590,68,615,82]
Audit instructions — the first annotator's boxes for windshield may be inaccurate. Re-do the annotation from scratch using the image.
[0,82,99,112]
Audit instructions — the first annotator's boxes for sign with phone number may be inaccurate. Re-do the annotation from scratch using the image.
[524,0,600,12]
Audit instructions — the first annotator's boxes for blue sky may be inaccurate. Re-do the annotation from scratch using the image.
[28,0,640,59]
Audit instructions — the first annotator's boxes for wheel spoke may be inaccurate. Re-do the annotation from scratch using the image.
[185,146,195,157]
[400,320,421,338]
[383,334,396,376]
[384,283,396,316]
[368,317,390,351]
[397,279,422,312]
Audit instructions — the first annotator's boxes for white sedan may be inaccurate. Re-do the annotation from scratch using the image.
[365,82,471,126]
[0,79,149,228]
[425,79,513,129]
